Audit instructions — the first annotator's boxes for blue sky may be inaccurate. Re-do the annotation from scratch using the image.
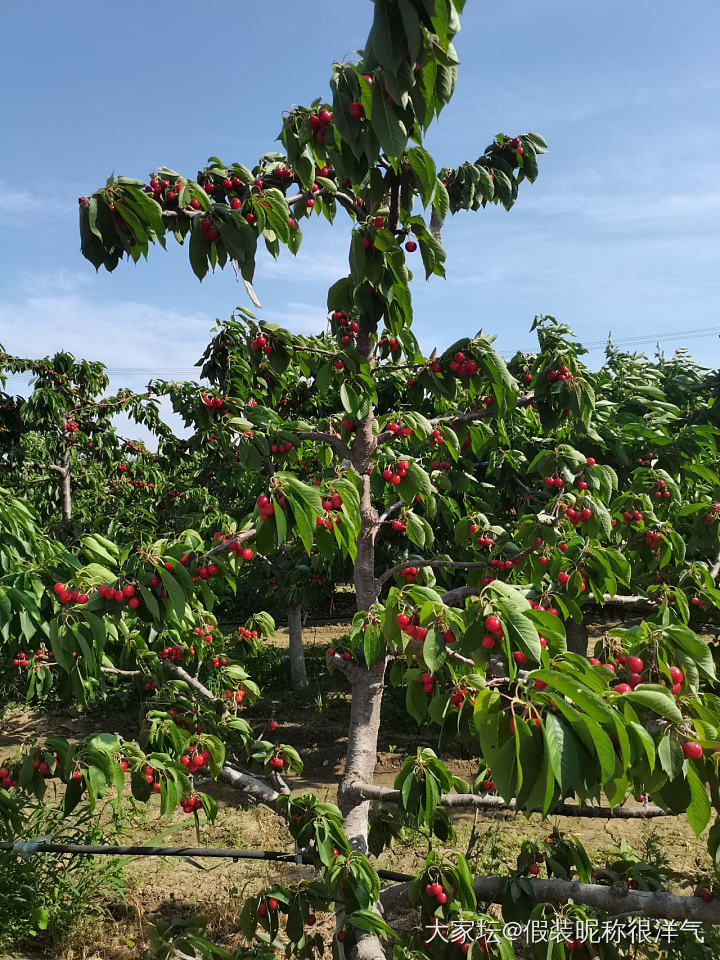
[2,0,719,418]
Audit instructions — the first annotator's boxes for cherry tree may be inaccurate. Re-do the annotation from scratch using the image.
[3,2,720,959]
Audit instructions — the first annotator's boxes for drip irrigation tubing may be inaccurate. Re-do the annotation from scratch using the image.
[0,840,413,881]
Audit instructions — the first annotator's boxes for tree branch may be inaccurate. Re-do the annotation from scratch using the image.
[600,594,657,609]
[207,529,257,557]
[162,662,228,714]
[440,585,479,606]
[101,665,142,678]
[381,872,720,924]
[330,652,368,685]
[378,500,404,524]
[218,764,280,808]
[376,558,491,590]
[295,431,353,460]
[342,779,672,820]
[709,546,720,581]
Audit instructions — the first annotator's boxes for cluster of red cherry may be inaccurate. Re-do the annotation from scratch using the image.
[448,351,478,377]
[180,746,210,773]
[225,688,246,703]
[98,583,141,608]
[0,766,18,789]
[53,582,89,605]
[158,645,184,662]
[256,494,277,520]
[201,393,224,410]
[386,420,413,436]
[382,460,409,485]
[250,333,273,354]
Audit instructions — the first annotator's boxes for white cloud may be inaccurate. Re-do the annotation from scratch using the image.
[529,187,720,226]
[0,283,212,448]
[254,246,348,284]
[0,179,71,218]
[0,290,211,383]
[269,301,328,336]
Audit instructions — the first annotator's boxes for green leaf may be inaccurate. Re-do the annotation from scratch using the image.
[666,626,716,680]
[422,629,447,674]
[157,565,188,622]
[543,714,582,793]
[658,734,684,780]
[371,83,408,157]
[625,687,683,722]
[189,221,210,280]
[405,512,427,549]
[686,764,711,836]
[407,147,436,206]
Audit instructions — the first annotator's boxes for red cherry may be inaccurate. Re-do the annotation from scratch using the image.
[485,615,502,635]
[682,741,703,760]
[405,240,417,252]
[626,655,644,673]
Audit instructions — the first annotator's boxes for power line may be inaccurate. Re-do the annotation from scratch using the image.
[1,327,718,380]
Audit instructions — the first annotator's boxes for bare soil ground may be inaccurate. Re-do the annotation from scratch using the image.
[0,621,714,959]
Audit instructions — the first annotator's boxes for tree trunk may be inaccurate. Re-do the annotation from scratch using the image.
[58,449,72,522]
[287,602,308,691]
[341,325,389,959]
[339,657,386,850]
[566,618,589,656]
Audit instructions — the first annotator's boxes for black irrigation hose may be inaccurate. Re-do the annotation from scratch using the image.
[0,841,413,882]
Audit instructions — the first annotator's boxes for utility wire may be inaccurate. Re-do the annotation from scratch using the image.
[1,328,718,379]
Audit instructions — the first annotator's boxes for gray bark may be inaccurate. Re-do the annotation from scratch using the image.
[341,780,673,819]
[565,618,589,656]
[381,873,720,924]
[287,602,308,691]
[341,326,389,960]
